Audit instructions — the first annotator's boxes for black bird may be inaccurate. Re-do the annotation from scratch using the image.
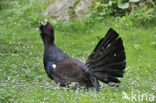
[39,21,126,91]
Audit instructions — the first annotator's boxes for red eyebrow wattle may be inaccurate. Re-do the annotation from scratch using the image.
[48,25,51,29]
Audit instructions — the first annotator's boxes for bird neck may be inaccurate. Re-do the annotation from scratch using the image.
[43,36,54,46]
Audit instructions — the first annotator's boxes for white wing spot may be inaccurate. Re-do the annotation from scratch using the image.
[107,44,111,47]
[52,64,56,69]
[114,53,117,56]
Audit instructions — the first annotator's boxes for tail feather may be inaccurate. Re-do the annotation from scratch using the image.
[96,28,119,51]
[87,37,124,63]
[110,61,126,70]
[93,72,108,82]
[89,28,119,58]
[93,61,126,72]
[108,75,121,83]
[86,28,126,86]
[93,72,121,84]
[95,50,125,67]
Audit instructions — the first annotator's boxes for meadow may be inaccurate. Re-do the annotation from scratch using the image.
[0,0,156,103]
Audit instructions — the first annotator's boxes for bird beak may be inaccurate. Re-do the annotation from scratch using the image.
[41,19,48,26]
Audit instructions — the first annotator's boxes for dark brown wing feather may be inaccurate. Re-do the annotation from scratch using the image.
[51,58,91,86]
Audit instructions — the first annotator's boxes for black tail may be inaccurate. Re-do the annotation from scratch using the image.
[86,28,126,86]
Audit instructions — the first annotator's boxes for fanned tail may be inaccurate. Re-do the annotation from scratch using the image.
[86,28,126,87]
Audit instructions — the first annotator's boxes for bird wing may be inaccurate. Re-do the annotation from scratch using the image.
[50,58,90,86]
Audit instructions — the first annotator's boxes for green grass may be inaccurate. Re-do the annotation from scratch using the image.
[0,0,156,103]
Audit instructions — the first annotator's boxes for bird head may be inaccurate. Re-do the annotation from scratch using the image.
[39,20,55,44]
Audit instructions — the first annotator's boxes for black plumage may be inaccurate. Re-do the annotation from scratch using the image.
[39,21,126,91]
